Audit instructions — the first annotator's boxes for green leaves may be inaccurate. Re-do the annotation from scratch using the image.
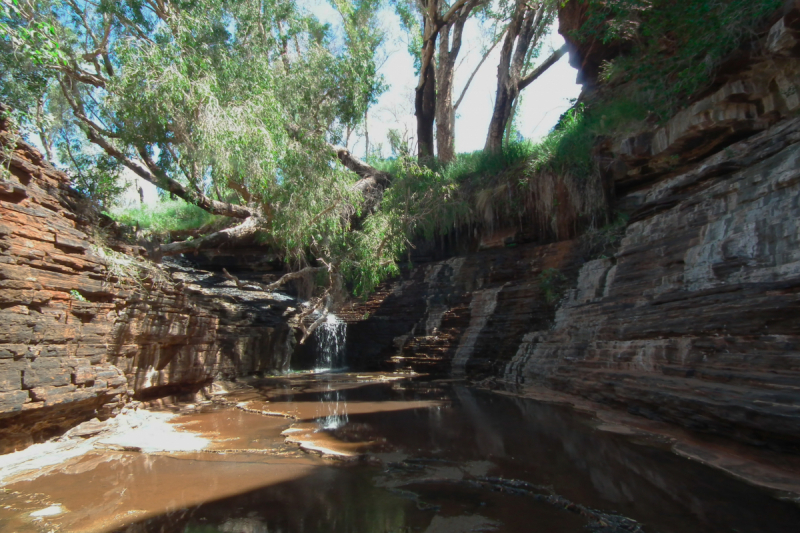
[1,0,387,286]
[578,0,783,118]
[1,2,67,67]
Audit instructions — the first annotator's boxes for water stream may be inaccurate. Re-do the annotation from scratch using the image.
[2,374,800,533]
[317,388,348,430]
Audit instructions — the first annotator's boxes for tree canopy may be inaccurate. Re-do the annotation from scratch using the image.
[2,0,400,290]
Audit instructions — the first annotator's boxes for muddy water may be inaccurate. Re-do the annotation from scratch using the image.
[2,373,800,533]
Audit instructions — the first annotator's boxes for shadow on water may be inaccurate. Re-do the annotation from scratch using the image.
[112,378,800,533]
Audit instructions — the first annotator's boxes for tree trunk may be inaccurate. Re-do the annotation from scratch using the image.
[485,5,521,154]
[416,59,437,162]
[435,81,455,163]
[412,0,482,163]
[485,85,516,153]
[159,216,262,257]
[364,107,369,159]
[435,19,461,164]
[484,1,562,153]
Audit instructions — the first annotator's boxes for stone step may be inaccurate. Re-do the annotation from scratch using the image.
[549,369,800,448]
[566,357,800,389]
[386,355,451,373]
[574,352,800,371]
[702,352,800,372]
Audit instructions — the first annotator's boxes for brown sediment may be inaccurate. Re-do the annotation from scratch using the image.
[0,407,327,532]
[241,399,447,421]
[2,451,323,533]
[228,371,417,403]
[491,385,800,498]
[282,423,375,458]
[170,409,291,451]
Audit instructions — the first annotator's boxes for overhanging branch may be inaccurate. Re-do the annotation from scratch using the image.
[518,44,568,91]
[84,129,253,218]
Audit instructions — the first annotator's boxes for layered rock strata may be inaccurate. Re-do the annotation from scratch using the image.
[0,131,130,451]
[507,115,800,452]
[340,241,584,376]
[0,128,294,452]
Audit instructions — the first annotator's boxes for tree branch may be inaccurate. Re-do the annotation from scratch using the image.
[454,32,502,111]
[159,216,261,257]
[518,44,567,91]
[440,0,472,26]
[84,128,252,218]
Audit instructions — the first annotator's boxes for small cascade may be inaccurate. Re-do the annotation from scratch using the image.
[313,314,347,371]
[318,389,348,430]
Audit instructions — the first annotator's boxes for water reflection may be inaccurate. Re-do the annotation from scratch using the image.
[317,389,349,431]
[4,376,800,533]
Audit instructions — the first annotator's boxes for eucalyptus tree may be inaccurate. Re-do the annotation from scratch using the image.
[395,0,485,162]
[3,0,390,278]
[484,0,565,152]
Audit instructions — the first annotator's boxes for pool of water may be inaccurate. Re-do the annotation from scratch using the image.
[2,373,799,533]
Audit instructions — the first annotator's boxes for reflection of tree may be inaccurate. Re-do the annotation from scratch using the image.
[453,385,506,457]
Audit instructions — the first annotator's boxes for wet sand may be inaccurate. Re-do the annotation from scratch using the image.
[2,452,322,533]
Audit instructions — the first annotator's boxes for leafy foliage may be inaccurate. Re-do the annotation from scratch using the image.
[1,0,783,302]
[69,289,87,302]
[577,0,783,118]
[1,0,387,288]
[537,267,566,304]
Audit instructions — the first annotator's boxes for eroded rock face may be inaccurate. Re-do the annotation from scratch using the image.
[341,241,585,377]
[558,0,628,85]
[0,131,132,452]
[0,128,295,453]
[506,116,800,451]
[613,11,800,193]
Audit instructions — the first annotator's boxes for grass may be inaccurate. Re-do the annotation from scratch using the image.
[365,99,645,253]
[109,199,222,235]
[579,0,783,120]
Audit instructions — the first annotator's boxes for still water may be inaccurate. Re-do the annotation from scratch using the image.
[2,373,799,533]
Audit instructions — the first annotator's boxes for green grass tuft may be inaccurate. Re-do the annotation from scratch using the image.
[109,199,221,235]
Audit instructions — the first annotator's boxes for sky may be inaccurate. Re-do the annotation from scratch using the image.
[122,4,583,207]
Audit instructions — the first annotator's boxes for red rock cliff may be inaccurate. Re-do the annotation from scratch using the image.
[0,120,295,452]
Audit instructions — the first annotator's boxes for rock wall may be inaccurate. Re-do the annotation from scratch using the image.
[340,240,585,376]
[0,127,294,452]
[508,114,800,452]
[0,129,130,451]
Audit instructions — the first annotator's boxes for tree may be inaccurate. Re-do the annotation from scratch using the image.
[434,0,488,163]
[1,0,393,322]
[484,0,565,153]
[395,0,482,161]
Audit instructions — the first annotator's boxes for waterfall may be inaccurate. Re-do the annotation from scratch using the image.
[313,314,347,371]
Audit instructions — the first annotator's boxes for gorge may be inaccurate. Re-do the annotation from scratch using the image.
[2,0,800,532]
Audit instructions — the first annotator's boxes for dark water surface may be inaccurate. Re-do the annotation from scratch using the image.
[118,375,800,533]
[3,374,800,533]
